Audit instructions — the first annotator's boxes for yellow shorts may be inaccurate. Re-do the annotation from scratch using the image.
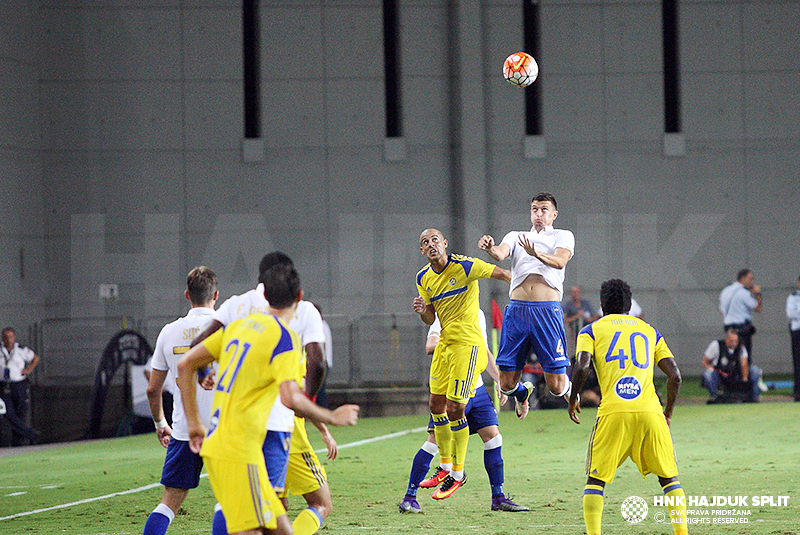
[586,412,678,484]
[429,342,488,404]
[204,456,285,533]
[279,419,327,498]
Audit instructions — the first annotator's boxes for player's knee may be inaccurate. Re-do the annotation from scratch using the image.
[306,486,332,519]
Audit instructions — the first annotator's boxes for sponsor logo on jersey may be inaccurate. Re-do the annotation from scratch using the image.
[614,376,642,400]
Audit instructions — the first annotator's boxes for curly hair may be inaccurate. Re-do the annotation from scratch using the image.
[600,279,632,315]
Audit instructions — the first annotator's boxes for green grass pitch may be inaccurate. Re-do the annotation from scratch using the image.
[1,400,799,534]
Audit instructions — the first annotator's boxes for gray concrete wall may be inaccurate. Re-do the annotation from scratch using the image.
[0,0,797,389]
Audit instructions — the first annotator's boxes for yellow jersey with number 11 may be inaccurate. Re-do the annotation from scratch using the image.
[416,254,495,347]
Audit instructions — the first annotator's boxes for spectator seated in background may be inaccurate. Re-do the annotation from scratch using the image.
[702,329,762,404]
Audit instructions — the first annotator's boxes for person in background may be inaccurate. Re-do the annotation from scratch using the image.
[786,275,800,402]
[0,327,41,446]
[701,328,762,403]
[719,269,761,358]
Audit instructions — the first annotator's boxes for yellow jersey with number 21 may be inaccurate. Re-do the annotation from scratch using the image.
[200,313,303,463]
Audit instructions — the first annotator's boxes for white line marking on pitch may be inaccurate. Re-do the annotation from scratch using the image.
[0,427,426,521]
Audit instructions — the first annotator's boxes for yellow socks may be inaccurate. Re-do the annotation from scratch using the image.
[662,481,688,535]
[583,483,604,535]
[292,507,323,535]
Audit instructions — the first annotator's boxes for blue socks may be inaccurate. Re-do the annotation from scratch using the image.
[211,503,227,535]
[406,441,437,497]
[483,434,504,497]
[143,503,174,535]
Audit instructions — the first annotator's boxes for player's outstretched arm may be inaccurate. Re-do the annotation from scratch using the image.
[478,235,511,261]
[568,351,593,424]
[490,266,511,283]
[657,357,682,425]
[177,344,216,453]
[280,380,360,427]
[146,368,172,448]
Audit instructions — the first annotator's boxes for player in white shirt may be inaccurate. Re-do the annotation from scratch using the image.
[192,252,335,535]
[479,192,575,418]
[142,266,219,535]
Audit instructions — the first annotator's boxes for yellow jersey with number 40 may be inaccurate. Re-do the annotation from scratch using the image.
[576,314,675,417]
[200,313,304,463]
[416,254,495,347]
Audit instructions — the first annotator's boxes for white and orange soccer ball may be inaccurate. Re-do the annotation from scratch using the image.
[502,52,538,87]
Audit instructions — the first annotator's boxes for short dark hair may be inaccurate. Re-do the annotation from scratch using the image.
[736,269,752,282]
[600,279,632,315]
[260,264,301,309]
[531,192,557,210]
[186,266,217,306]
[259,251,294,277]
[1,327,14,336]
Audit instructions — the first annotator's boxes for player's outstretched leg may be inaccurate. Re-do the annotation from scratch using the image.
[399,439,437,513]
[481,433,529,512]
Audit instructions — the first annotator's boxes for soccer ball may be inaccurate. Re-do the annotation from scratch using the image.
[503,52,538,87]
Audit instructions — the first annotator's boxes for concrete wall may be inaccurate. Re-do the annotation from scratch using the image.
[0,0,797,392]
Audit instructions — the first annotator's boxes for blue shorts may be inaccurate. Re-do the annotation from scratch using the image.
[161,439,204,489]
[262,430,292,491]
[427,384,498,434]
[496,300,570,374]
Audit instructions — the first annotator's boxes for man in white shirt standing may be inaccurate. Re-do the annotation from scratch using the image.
[0,327,41,445]
[142,266,218,535]
[719,269,761,359]
[479,192,575,418]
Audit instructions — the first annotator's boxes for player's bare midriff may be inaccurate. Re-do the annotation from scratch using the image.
[510,273,561,301]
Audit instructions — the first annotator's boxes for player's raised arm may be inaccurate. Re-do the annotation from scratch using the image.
[657,357,682,425]
[479,234,511,261]
[568,350,593,424]
[518,234,572,269]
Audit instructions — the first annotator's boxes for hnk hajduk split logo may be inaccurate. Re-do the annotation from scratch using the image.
[621,496,648,523]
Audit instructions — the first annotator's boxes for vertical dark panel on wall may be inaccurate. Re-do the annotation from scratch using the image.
[523,0,542,136]
[243,0,261,138]
[383,0,402,137]
[662,0,681,133]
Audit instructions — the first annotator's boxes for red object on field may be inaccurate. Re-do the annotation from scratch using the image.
[492,299,503,329]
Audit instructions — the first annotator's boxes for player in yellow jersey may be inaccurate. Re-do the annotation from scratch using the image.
[568,279,687,535]
[178,265,359,535]
[413,228,510,499]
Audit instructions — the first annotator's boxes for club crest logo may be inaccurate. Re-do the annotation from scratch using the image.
[449,277,457,286]
[621,496,648,523]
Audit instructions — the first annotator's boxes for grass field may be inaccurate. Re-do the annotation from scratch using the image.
[1,394,799,535]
